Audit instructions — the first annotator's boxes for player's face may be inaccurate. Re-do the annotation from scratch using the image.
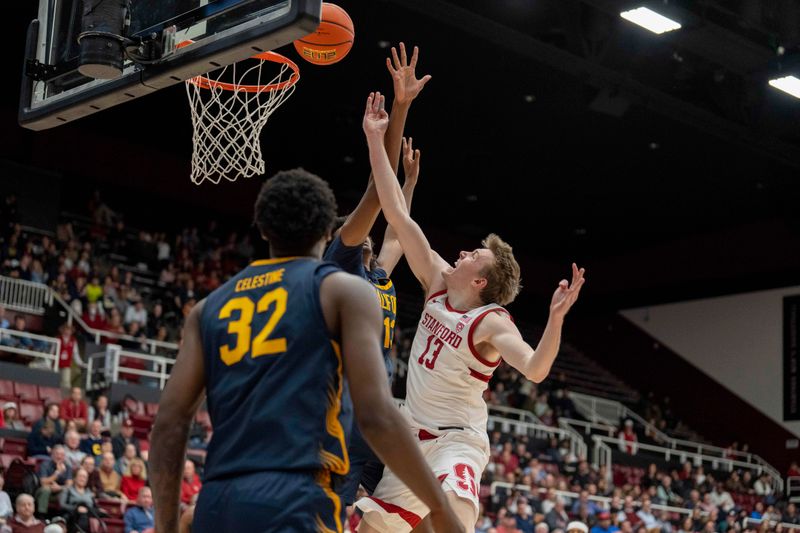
[443,248,494,289]
[361,236,374,265]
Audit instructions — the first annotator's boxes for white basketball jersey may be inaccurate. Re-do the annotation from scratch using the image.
[404,289,511,438]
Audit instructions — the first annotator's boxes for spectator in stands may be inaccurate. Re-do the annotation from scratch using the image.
[657,476,683,506]
[59,388,87,432]
[568,521,589,533]
[677,517,694,533]
[636,500,660,532]
[788,461,800,478]
[93,452,122,501]
[618,420,638,455]
[56,325,83,391]
[497,514,522,533]
[5,493,45,533]
[80,455,102,494]
[3,402,26,431]
[180,460,201,508]
[2,316,34,351]
[724,472,745,494]
[685,490,701,510]
[782,503,799,525]
[123,486,154,533]
[87,395,111,430]
[573,461,596,488]
[514,499,535,533]
[84,276,102,304]
[115,444,138,476]
[710,482,734,513]
[62,430,86,470]
[546,497,570,531]
[591,511,620,533]
[79,420,104,463]
[753,474,773,502]
[81,302,106,331]
[572,490,600,517]
[112,419,140,459]
[120,458,147,502]
[475,504,494,533]
[58,468,96,529]
[0,307,9,329]
[124,299,147,328]
[0,473,12,524]
[698,493,718,515]
[740,471,754,494]
[34,445,72,515]
[27,419,59,459]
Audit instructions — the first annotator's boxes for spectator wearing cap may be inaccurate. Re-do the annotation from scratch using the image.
[60,388,88,431]
[123,486,154,533]
[180,460,202,507]
[112,419,141,459]
[2,403,26,431]
[591,512,620,533]
[567,521,589,533]
[6,493,45,533]
[618,420,638,455]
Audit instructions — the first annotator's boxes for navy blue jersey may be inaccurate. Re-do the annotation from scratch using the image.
[199,257,352,482]
[323,236,397,381]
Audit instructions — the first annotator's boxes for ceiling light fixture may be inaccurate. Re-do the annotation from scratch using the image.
[620,7,681,34]
[768,75,800,99]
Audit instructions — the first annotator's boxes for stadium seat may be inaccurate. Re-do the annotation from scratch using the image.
[13,382,38,401]
[96,499,123,518]
[0,379,15,399]
[0,453,20,469]
[145,402,159,417]
[38,385,62,404]
[2,437,27,457]
[102,517,125,533]
[19,401,44,424]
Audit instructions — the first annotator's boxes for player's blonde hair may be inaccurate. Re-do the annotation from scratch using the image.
[479,234,521,306]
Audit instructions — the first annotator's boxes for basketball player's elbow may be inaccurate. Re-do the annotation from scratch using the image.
[354,398,396,438]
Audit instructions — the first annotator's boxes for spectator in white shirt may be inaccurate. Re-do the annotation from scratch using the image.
[635,499,660,531]
[710,482,735,512]
[124,300,147,327]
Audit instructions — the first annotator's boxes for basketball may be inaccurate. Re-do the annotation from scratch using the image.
[293,3,354,66]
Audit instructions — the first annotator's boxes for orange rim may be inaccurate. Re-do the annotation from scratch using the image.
[177,40,300,93]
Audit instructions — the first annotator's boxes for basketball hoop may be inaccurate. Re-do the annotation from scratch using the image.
[181,41,300,185]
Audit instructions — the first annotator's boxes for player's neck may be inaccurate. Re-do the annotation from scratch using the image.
[445,286,483,312]
[269,241,325,260]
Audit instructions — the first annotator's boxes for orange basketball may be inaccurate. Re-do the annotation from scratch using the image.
[293,3,354,66]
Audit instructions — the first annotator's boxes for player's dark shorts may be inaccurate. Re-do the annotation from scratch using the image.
[338,424,385,505]
[193,470,344,532]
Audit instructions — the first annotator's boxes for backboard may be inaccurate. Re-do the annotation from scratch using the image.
[19,0,321,130]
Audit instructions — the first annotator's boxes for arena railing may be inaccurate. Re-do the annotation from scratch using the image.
[0,275,53,315]
[570,391,782,486]
[590,435,783,493]
[488,481,693,518]
[558,417,617,438]
[85,344,175,392]
[0,328,61,371]
[50,290,179,356]
[743,517,800,531]
[788,476,800,498]
[487,415,587,461]
[488,405,588,458]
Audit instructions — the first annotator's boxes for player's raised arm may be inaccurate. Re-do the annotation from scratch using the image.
[486,264,586,383]
[320,272,463,533]
[339,43,429,248]
[363,92,447,292]
[150,302,207,533]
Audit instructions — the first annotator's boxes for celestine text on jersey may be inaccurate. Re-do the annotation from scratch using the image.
[420,312,463,349]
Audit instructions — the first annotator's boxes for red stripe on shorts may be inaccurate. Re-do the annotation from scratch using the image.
[367,496,422,528]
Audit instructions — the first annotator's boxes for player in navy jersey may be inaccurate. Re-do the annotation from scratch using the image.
[149,169,463,533]
[325,42,431,507]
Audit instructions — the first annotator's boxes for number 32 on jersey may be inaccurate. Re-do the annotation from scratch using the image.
[218,287,288,366]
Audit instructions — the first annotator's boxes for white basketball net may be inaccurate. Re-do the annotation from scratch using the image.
[184,53,299,185]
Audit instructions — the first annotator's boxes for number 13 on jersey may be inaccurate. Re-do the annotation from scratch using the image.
[218,287,288,366]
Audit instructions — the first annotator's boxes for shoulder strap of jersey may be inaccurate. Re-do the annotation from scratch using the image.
[466,305,512,368]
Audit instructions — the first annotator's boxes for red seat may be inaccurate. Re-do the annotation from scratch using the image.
[96,499,123,518]
[13,382,38,401]
[0,380,15,398]
[38,386,62,404]
[19,401,44,424]
[2,437,27,457]
[103,517,125,533]
[0,453,21,469]
[118,357,145,383]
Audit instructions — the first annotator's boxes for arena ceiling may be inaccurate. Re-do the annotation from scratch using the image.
[2,0,800,317]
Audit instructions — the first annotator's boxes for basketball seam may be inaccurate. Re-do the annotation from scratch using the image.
[314,20,355,36]
[296,40,353,47]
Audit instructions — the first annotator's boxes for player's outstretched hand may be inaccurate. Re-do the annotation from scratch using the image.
[401,136,421,185]
[550,263,586,319]
[363,92,390,139]
[387,42,432,105]
[429,506,467,533]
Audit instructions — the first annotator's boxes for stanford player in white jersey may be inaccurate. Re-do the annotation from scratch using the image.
[355,92,586,532]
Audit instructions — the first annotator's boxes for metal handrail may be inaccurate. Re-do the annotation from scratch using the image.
[743,517,800,531]
[0,275,53,315]
[85,344,175,391]
[51,289,178,355]
[0,328,61,371]
[558,417,617,437]
[487,415,587,460]
[488,482,693,517]
[591,435,783,492]
[570,391,782,489]
[788,475,800,497]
